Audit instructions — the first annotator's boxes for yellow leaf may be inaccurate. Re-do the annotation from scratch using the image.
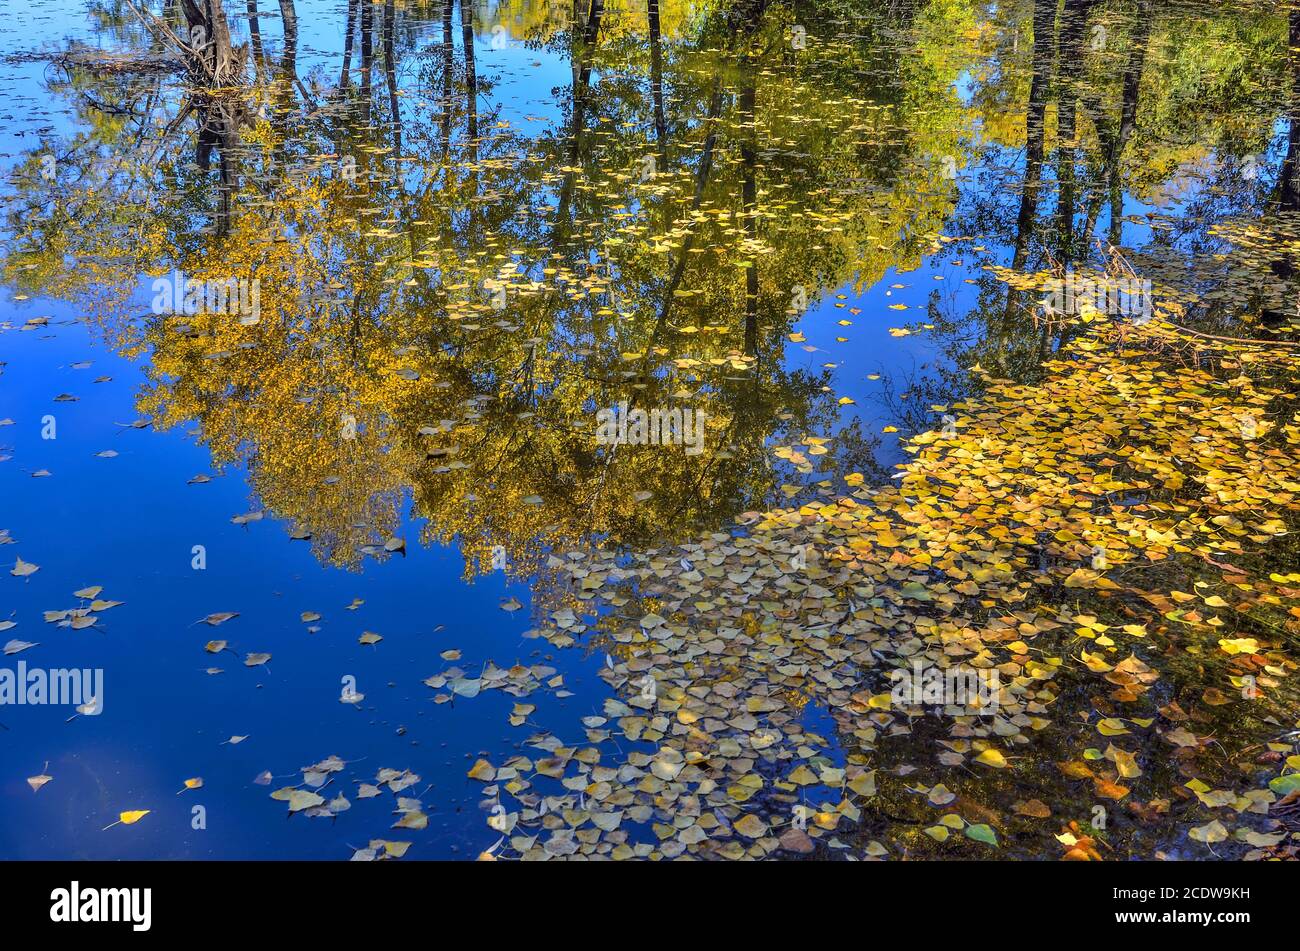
[1096,718,1130,736]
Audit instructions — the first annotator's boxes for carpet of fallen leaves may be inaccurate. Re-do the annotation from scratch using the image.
[442,318,1300,860]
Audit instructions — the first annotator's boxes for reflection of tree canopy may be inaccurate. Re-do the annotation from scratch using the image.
[897,0,1300,408]
[6,0,1297,581]
[1,0,981,576]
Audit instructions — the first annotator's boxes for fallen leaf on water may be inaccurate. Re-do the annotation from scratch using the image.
[1268,774,1300,797]
[1014,799,1051,818]
[103,810,151,830]
[1188,820,1228,845]
[928,783,956,806]
[10,557,39,578]
[274,789,325,813]
[1096,717,1130,736]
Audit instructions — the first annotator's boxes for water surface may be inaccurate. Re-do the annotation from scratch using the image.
[1,0,1298,860]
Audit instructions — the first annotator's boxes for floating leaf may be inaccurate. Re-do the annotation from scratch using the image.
[1188,820,1228,845]
[10,557,39,578]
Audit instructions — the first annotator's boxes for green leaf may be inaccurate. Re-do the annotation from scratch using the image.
[1268,773,1300,797]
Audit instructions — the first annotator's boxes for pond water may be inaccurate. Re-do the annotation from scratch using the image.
[1,0,1298,861]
